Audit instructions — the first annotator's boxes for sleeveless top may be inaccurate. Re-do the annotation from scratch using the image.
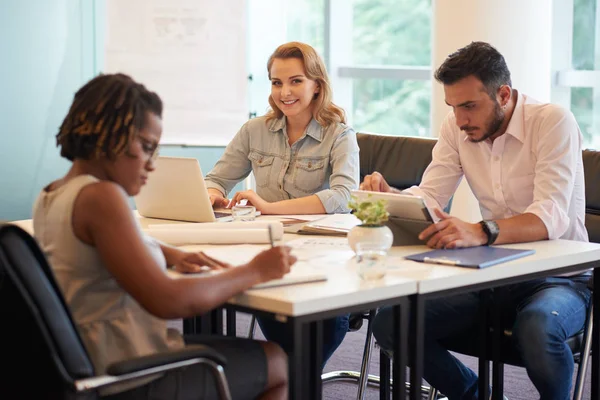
[32,175,184,394]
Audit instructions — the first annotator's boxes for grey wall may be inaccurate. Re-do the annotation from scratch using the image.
[0,0,234,221]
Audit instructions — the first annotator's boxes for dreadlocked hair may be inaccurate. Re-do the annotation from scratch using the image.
[56,73,162,161]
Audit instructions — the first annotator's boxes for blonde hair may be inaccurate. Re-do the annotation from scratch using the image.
[265,42,346,126]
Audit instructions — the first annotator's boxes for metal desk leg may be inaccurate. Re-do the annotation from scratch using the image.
[183,317,197,335]
[226,307,236,337]
[287,317,324,400]
[491,289,504,399]
[592,267,600,399]
[392,301,408,400]
[478,291,490,399]
[380,348,391,400]
[409,294,424,400]
[309,320,324,400]
[288,317,313,400]
[183,309,224,335]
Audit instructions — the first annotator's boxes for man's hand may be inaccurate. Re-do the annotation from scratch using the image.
[419,209,488,249]
[229,189,271,214]
[207,188,229,208]
[172,251,232,273]
[359,171,392,192]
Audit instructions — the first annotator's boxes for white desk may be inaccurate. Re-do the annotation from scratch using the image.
[384,240,600,400]
[10,216,600,400]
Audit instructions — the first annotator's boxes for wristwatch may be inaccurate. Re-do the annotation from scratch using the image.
[479,220,500,246]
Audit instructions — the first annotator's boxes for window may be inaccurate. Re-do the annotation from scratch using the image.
[553,0,599,149]
[571,0,598,148]
[352,0,431,66]
[353,78,431,136]
[247,0,324,119]
[247,0,432,137]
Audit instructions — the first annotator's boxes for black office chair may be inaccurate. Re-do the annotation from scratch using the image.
[415,149,600,400]
[0,223,232,399]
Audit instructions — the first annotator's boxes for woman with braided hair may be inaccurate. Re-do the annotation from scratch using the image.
[33,73,292,399]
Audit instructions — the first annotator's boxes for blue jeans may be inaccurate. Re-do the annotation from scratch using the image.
[372,276,591,400]
[257,314,350,369]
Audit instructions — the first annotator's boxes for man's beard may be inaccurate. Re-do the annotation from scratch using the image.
[470,101,505,143]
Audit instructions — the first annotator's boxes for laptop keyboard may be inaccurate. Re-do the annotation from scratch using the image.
[214,211,231,219]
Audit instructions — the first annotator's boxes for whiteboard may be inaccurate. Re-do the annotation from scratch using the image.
[104,0,247,146]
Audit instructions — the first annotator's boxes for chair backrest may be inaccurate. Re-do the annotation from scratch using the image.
[357,133,438,190]
[0,224,94,397]
[356,133,454,213]
[583,149,600,244]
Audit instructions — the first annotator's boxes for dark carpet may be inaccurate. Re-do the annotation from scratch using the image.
[170,313,592,399]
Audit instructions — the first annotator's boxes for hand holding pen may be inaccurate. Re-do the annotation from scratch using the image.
[246,225,297,282]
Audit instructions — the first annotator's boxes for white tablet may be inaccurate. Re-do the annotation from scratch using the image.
[351,190,438,246]
[351,190,437,223]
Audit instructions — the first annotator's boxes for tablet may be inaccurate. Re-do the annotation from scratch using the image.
[351,190,437,223]
[351,190,437,246]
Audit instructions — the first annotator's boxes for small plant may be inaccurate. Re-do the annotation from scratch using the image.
[348,195,390,226]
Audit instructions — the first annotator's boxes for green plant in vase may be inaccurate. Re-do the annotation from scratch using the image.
[348,195,390,226]
[347,195,394,254]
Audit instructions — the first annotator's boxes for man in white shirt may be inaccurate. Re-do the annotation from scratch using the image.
[363,42,590,400]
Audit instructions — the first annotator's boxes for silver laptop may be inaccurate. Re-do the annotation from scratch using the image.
[135,156,233,223]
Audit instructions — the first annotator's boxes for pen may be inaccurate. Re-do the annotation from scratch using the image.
[268,224,275,248]
[423,257,460,266]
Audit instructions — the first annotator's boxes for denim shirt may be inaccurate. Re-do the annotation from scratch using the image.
[205,115,360,213]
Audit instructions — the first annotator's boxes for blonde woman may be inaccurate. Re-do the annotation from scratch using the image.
[205,42,358,366]
[205,41,359,215]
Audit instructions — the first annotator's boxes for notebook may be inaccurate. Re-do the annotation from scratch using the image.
[198,246,328,288]
[250,268,327,289]
[405,246,535,269]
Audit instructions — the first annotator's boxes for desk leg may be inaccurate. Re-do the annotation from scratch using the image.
[288,318,317,399]
[309,320,324,400]
[380,349,391,400]
[183,317,197,335]
[183,309,224,335]
[287,318,323,400]
[226,307,236,337]
[409,295,424,400]
[392,301,408,400]
[491,289,504,399]
[593,267,599,400]
[478,291,490,399]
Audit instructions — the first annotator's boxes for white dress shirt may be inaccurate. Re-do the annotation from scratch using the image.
[406,91,588,242]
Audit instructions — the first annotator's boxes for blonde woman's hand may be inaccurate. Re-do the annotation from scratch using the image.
[246,246,297,282]
[172,251,232,274]
[207,188,230,208]
[229,189,271,213]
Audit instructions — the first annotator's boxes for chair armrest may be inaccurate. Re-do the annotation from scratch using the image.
[106,345,227,376]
